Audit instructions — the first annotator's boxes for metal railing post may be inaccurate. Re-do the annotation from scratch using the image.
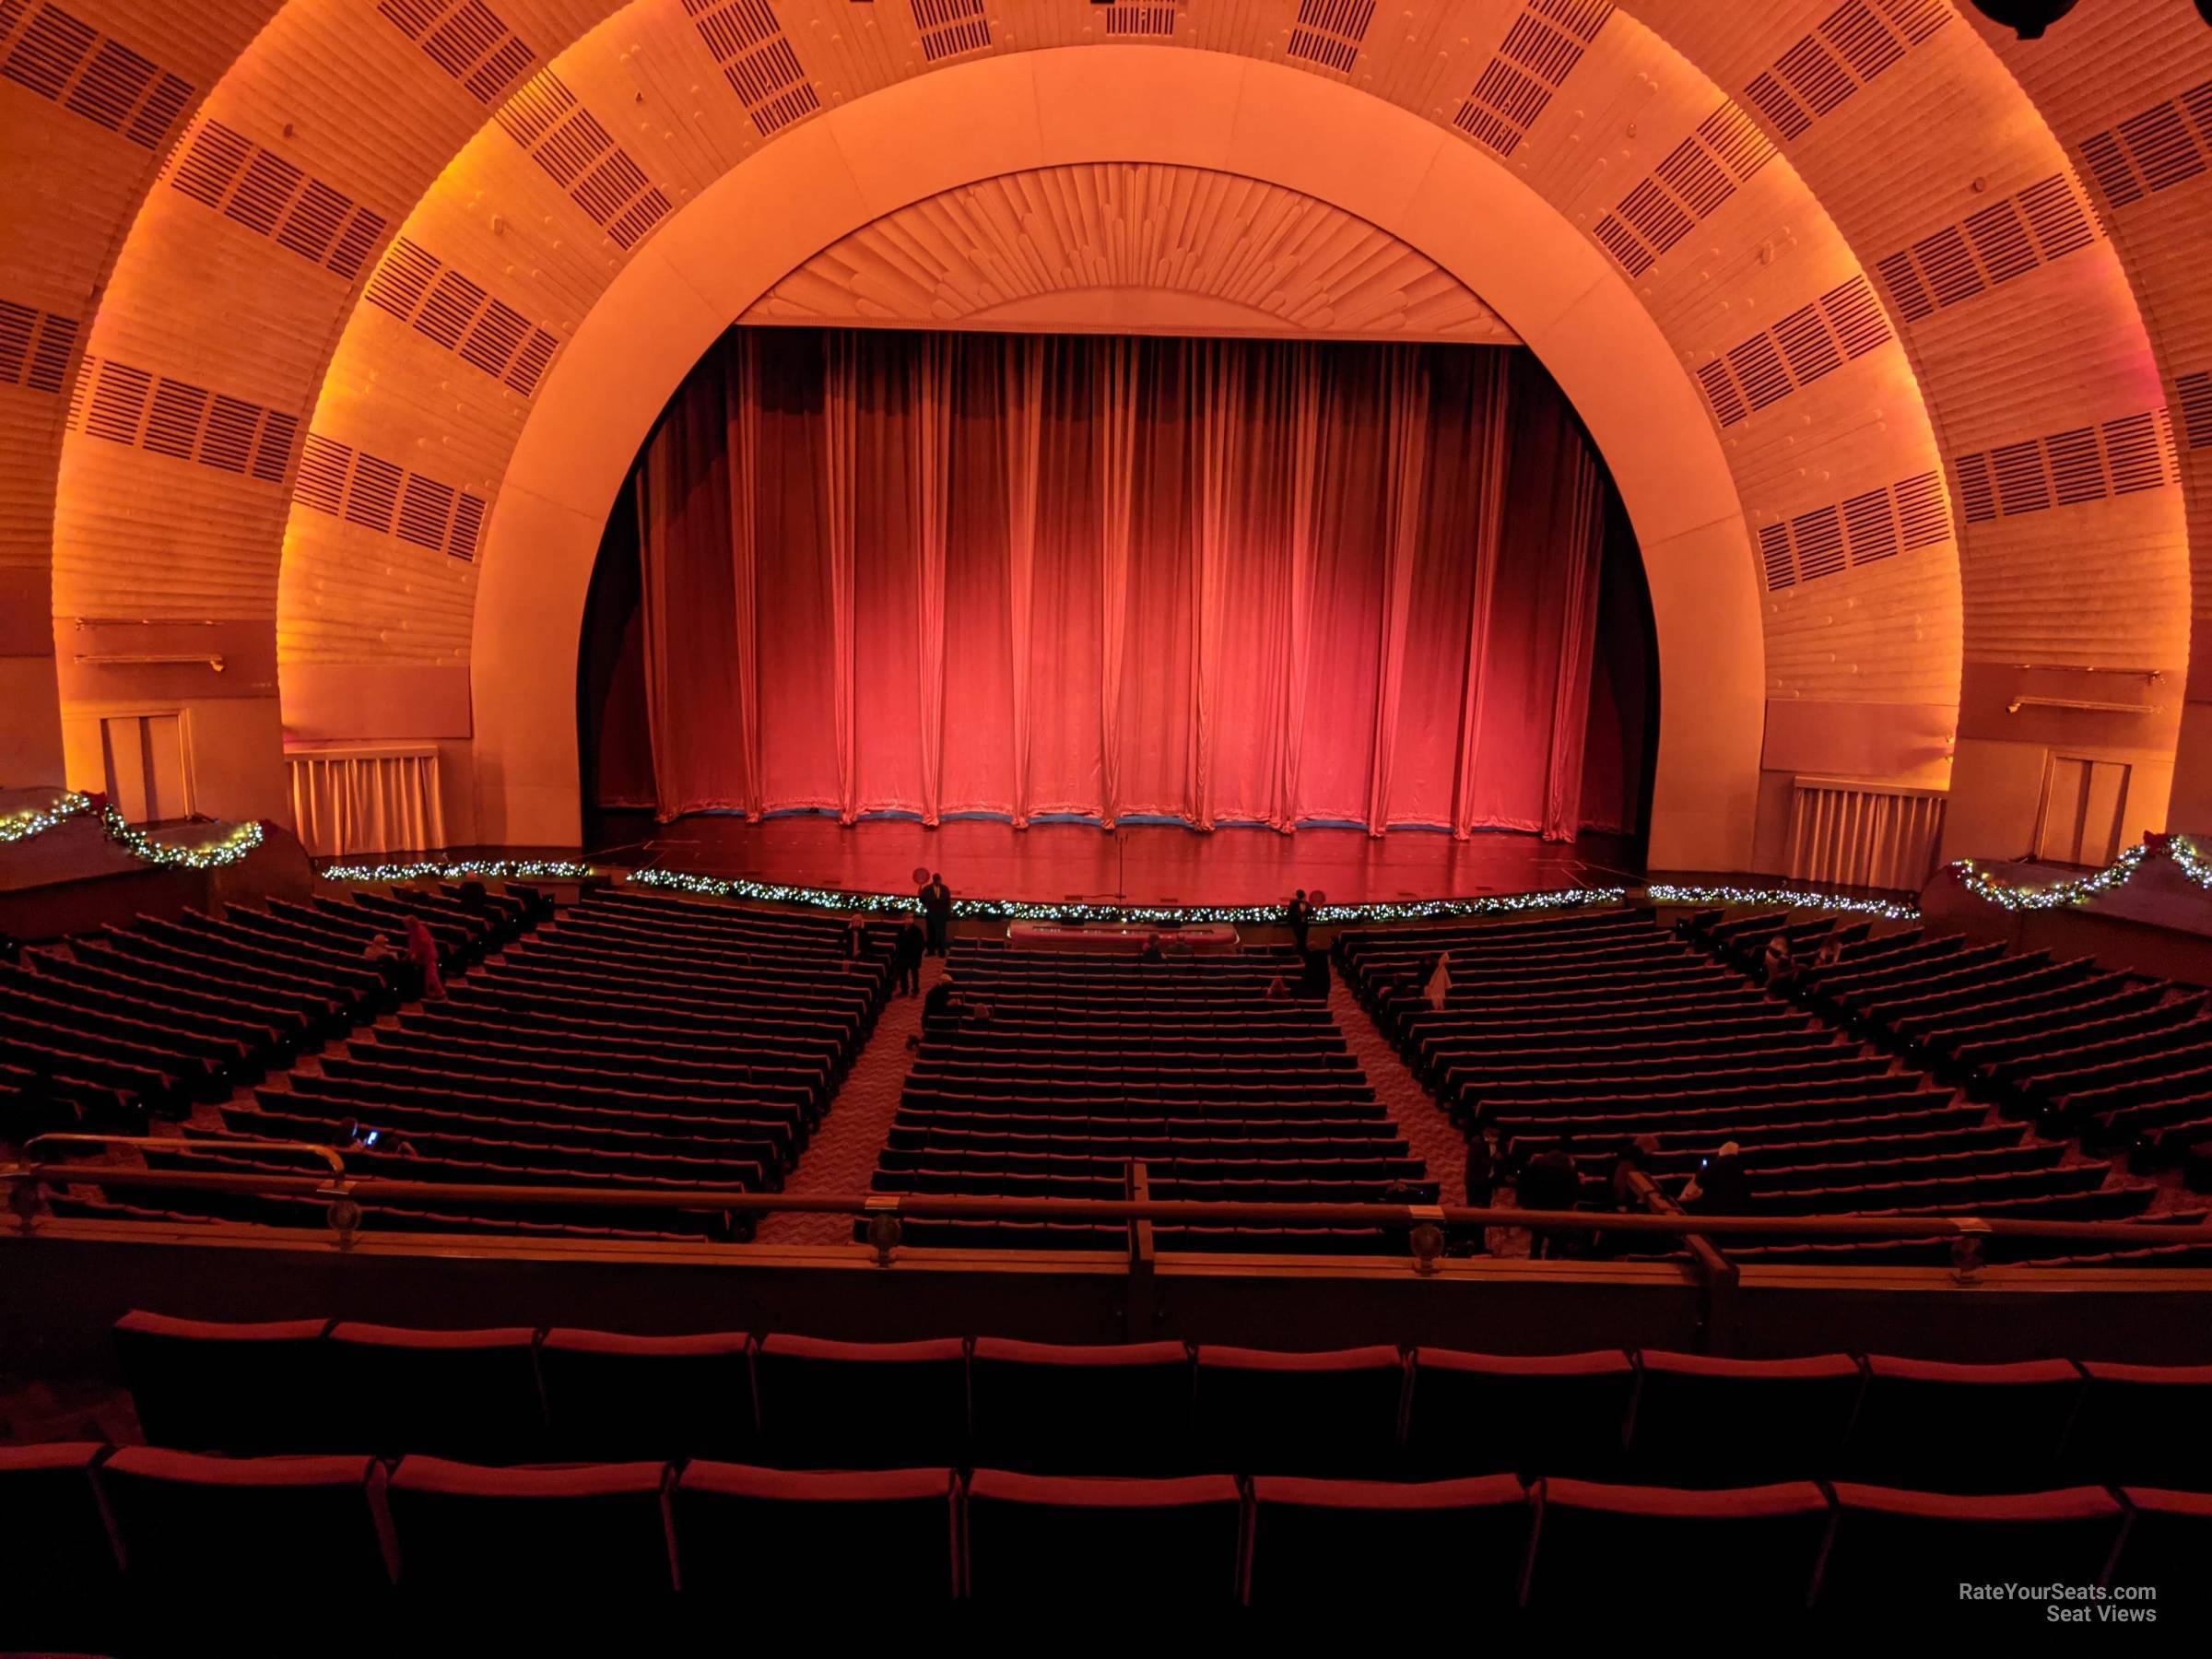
[1125,1161,1157,1339]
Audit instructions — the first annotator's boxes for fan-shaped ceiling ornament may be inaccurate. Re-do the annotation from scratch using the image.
[741,163,1522,345]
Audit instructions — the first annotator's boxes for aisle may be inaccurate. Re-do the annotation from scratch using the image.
[1327,971,1465,1204]
[756,955,943,1245]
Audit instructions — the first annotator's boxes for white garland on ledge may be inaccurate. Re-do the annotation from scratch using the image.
[0,789,265,869]
[1645,881,1920,922]
[1949,832,2212,912]
[320,858,595,883]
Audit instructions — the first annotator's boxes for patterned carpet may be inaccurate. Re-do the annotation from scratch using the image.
[1328,969,1468,1206]
[757,955,945,1245]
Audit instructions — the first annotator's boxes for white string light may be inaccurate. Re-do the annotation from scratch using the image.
[1947,833,2211,912]
[321,858,595,883]
[1645,881,1920,922]
[0,790,263,868]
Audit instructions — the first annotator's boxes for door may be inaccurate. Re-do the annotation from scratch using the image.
[100,712,192,824]
[2034,756,2128,867]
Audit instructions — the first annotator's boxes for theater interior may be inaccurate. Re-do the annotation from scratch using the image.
[4,0,2212,1630]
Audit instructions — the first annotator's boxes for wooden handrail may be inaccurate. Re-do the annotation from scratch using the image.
[7,1160,2211,1249]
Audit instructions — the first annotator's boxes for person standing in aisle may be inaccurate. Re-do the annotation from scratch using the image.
[1286,889,1312,955]
[892,914,925,997]
[920,872,953,958]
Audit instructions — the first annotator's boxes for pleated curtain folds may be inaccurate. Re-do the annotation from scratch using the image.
[286,747,445,856]
[629,326,1625,837]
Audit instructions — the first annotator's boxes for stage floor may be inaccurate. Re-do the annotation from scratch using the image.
[585,810,1641,908]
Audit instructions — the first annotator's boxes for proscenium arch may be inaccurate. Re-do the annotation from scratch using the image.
[467,47,1767,871]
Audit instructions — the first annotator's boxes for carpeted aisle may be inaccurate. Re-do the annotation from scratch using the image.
[757,955,944,1245]
[1327,970,1466,1205]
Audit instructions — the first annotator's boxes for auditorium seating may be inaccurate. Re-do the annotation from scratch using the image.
[867,937,1430,1253]
[4,1445,2189,1618]
[1,883,517,1140]
[1335,905,2188,1266]
[100,1315,2212,1495]
[41,887,897,1243]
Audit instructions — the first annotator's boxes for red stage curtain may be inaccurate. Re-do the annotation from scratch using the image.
[629,326,1627,838]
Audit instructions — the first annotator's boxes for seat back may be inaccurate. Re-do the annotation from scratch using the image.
[1248,1475,1527,1612]
[537,1328,754,1461]
[325,1322,544,1464]
[1819,1485,2126,1613]
[1848,1357,2083,1492]
[2110,1487,2212,1611]
[751,1335,968,1468]
[1525,1479,1831,1611]
[2065,1362,2212,1490]
[100,1448,394,1596]
[964,1471,1244,1606]
[1404,1349,1634,1479]
[1628,1351,1864,1487]
[672,1464,958,1603]
[113,1310,334,1453]
[386,1456,673,1593]
[0,1444,122,1650]
[970,1339,1191,1474]
[1193,1345,1406,1477]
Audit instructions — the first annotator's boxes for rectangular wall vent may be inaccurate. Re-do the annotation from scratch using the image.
[377,0,535,105]
[495,70,671,250]
[1694,275,1892,429]
[166,118,387,280]
[910,0,990,64]
[1952,409,2178,525]
[293,430,486,559]
[1287,0,1373,75]
[65,355,296,483]
[2077,80,2212,211]
[682,0,821,136]
[360,235,562,395]
[1741,0,1948,148]
[1103,5,1177,37]
[1872,173,2098,324]
[1452,1,1608,158]
[0,297,77,394]
[1755,468,1948,592]
[0,3,192,149]
[1589,100,1775,277]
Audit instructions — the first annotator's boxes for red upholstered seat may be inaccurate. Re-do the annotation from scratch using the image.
[969,1338,1192,1475]
[1627,1351,1865,1487]
[537,1328,754,1461]
[1818,1484,2127,1613]
[100,1448,394,1597]
[1847,1356,2084,1493]
[1193,1344,1407,1477]
[1404,1349,1635,1480]
[0,1443,122,1650]
[1525,1479,1832,1611]
[1248,1475,1528,1612]
[751,1335,968,1469]
[2065,1362,2212,1490]
[672,1463,959,1602]
[2110,1488,2212,1612]
[113,1310,334,1453]
[964,1470,1245,1606]
[325,1322,545,1464]
[386,1456,673,1593]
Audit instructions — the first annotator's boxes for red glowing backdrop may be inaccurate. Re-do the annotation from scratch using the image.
[581,326,1654,841]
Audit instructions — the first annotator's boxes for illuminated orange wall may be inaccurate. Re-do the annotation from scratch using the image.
[0,2,2204,872]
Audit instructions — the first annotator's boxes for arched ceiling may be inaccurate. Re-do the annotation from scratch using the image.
[2,0,2206,858]
[735,161,1525,340]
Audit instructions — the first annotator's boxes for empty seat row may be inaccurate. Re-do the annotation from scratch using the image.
[13,1443,2203,1632]
[110,1315,2212,1492]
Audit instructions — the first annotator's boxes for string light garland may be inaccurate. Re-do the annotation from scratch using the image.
[0,791,95,843]
[1645,881,1920,922]
[627,865,1632,924]
[0,789,264,868]
[1948,833,2212,912]
[321,858,596,883]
